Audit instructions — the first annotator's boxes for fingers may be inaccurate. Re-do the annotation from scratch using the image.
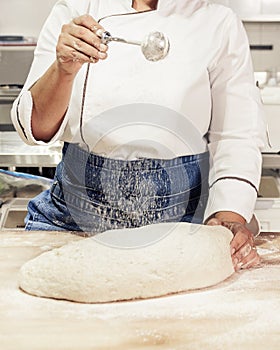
[56,14,108,73]
[237,247,261,270]
[206,219,260,271]
[225,222,260,271]
[70,16,108,55]
[72,14,102,34]
[206,217,222,226]
[224,222,254,255]
[232,243,258,267]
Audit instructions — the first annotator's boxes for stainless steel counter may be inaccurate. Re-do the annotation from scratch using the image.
[0,131,62,167]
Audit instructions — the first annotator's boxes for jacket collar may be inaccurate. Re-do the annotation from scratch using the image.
[162,0,207,16]
[129,0,208,16]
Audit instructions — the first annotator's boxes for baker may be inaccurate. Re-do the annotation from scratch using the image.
[11,0,266,272]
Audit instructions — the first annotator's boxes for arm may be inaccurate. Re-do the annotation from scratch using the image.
[204,12,267,269]
[31,15,108,142]
[30,61,75,142]
[11,2,107,143]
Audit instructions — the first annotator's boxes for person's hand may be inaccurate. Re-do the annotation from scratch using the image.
[207,218,261,271]
[56,14,108,75]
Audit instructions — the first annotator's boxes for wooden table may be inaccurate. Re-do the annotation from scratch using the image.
[0,230,280,350]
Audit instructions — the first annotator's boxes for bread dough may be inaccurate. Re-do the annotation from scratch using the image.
[19,222,234,303]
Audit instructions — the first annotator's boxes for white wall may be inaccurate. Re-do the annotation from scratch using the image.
[262,0,280,13]
[0,0,57,38]
[210,0,280,15]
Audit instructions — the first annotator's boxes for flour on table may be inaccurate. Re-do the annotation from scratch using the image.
[18,222,234,303]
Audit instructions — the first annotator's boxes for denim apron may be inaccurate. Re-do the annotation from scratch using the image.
[25,142,209,233]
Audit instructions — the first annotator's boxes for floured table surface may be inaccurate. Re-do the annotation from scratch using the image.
[0,230,280,350]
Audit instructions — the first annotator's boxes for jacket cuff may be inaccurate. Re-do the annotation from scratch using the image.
[203,178,258,224]
[11,90,66,146]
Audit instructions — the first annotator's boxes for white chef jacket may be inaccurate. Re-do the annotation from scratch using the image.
[11,0,267,225]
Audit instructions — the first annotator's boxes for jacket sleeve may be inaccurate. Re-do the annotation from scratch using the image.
[10,0,79,145]
[204,11,267,224]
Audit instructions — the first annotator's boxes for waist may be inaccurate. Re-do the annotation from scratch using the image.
[62,142,210,171]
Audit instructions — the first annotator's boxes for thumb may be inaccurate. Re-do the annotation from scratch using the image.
[206,217,222,226]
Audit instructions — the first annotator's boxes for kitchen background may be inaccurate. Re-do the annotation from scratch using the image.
[1,0,280,230]
[1,0,280,77]
[0,0,280,70]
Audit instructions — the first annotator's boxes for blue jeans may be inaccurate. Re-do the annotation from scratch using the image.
[25,142,209,234]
